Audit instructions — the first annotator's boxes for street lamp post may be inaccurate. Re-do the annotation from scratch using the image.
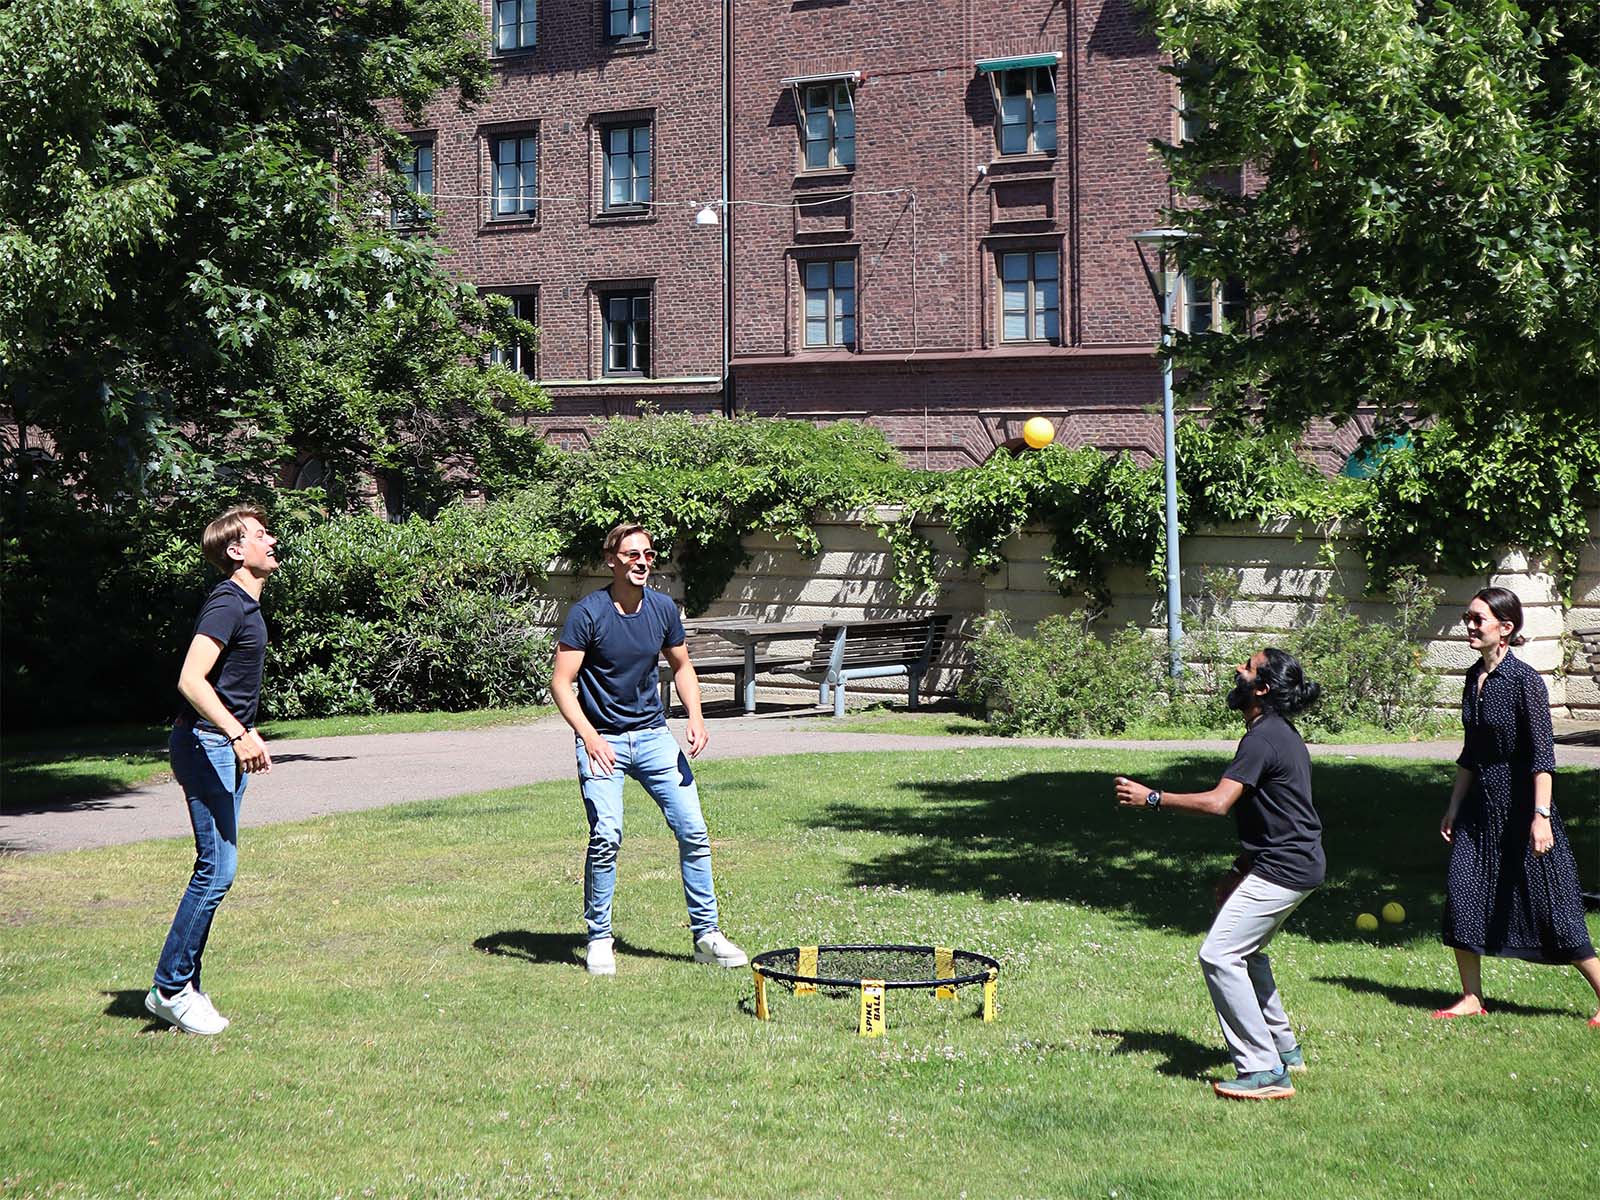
[1131,227,1192,678]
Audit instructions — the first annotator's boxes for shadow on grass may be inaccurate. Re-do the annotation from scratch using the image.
[0,766,160,815]
[1091,1028,1229,1080]
[813,758,1566,944]
[1314,974,1576,1018]
[473,931,693,969]
[102,989,167,1032]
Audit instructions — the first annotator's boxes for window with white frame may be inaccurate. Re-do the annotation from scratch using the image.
[802,259,856,348]
[801,82,855,170]
[490,293,537,377]
[491,133,539,220]
[995,66,1056,155]
[1181,274,1246,333]
[605,0,650,42]
[495,0,537,53]
[603,122,652,210]
[602,290,650,375]
[999,250,1060,343]
[391,139,434,228]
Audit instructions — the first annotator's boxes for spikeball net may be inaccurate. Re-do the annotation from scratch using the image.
[750,943,1000,1036]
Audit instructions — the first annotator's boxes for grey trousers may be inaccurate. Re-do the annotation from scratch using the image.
[1198,871,1314,1075]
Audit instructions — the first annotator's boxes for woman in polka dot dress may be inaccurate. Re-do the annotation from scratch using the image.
[1435,586,1600,1025]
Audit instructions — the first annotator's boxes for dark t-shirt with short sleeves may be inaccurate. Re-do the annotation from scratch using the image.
[183,580,268,731]
[557,586,685,734]
[1221,712,1325,890]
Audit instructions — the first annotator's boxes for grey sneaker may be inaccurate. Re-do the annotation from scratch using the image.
[693,930,748,968]
[144,984,227,1035]
[586,937,616,976]
[1213,1068,1295,1100]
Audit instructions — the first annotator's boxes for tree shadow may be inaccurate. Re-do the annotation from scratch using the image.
[1313,974,1576,1018]
[1091,1028,1229,1079]
[102,989,166,1032]
[269,753,355,764]
[815,758,1495,944]
[472,930,693,969]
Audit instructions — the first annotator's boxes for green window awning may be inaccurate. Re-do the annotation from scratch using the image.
[976,52,1062,73]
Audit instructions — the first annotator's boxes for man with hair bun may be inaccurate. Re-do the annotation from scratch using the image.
[1114,647,1325,1100]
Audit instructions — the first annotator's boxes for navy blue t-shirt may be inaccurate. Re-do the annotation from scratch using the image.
[182,580,268,731]
[557,586,685,734]
[1221,712,1326,890]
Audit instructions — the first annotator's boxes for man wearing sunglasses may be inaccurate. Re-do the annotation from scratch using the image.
[551,521,747,975]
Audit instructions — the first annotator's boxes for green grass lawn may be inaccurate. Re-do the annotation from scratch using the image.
[2,750,1597,1198]
[0,706,555,810]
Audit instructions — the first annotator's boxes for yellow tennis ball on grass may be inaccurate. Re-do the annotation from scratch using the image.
[1355,912,1379,933]
[1022,417,1056,449]
[1382,902,1406,924]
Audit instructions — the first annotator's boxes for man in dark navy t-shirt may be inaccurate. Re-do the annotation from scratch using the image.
[147,506,279,1036]
[551,521,746,976]
[1114,647,1325,1101]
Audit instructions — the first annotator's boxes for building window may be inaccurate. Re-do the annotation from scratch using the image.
[495,0,537,53]
[491,133,539,220]
[1181,275,1246,333]
[801,83,855,171]
[996,67,1056,155]
[490,293,538,377]
[802,259,856,348]
[603,122,652,211]
[999,250,1060,343]
[602,291,650,375]
[605,0,650,42]
[391,140,434,228]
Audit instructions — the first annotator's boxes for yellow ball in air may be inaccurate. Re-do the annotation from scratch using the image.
[1382,902,1406,924]
[1355,912,1379,933]
[1022,417,1056,449]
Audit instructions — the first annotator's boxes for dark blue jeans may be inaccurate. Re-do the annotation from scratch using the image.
[153,724,246,996]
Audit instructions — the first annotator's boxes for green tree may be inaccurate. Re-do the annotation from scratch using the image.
[0,0,545,512]
[1153,0,1598,579]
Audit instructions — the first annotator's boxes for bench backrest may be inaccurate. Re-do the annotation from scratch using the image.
[1576,625,1600,669]
[804,615,952,674]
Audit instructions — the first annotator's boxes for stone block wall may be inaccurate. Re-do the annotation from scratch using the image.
[536,508,1600,719]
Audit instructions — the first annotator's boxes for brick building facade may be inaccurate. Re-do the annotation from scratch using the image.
[394,2,1368,469]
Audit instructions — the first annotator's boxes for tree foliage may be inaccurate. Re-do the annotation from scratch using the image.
[0,0,544,511]
[1156,0,1598,430]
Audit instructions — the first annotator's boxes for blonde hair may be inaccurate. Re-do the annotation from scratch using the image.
[202,506,267,575]
[602,520,653,559]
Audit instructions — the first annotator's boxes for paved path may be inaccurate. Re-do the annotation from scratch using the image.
[5,711,1598,855]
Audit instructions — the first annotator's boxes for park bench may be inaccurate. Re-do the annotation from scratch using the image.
[799,614,953,717]
[659,620,812,714]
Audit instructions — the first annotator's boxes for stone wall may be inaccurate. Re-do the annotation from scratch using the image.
[536,509,1600,719]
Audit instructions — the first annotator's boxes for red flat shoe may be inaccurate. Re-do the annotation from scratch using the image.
[1429,1005,1488,1019]
[1588,1015,1599,1028]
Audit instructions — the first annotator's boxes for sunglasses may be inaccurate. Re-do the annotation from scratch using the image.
[615,548,657,563]
[1460,612,1505,628]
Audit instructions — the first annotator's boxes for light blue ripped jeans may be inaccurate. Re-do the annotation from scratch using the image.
[576,725,720,942]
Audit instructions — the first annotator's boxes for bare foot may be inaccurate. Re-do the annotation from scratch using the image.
[1430,995,1487,1018]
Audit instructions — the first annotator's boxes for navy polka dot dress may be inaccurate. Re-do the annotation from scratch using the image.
[1442,650,1596,964]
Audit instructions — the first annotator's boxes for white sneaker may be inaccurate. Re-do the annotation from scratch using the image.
[193,991,230,1030]
[145,984,227,1035]
[586,937,616,975]
[693,930,748,968]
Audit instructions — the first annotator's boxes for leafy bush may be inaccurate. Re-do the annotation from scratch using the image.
[962,614,1164,737]
[964,567,1441,740]
[266,495,563,718]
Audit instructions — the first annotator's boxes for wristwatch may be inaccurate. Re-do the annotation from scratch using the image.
[1146,790,1162,809]
[1533,804,1551,818]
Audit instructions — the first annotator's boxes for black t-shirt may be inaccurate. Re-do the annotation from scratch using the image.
[182,580,268,730]
[1221,712,1325,890]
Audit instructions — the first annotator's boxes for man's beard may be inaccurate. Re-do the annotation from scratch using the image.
[1225,672,1254,711]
